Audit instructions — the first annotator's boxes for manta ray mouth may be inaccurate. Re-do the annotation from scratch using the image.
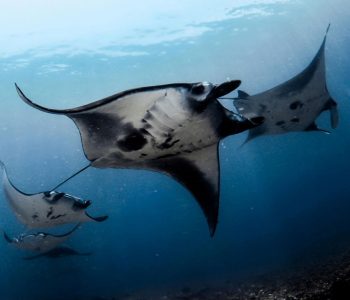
[208,80,241,99]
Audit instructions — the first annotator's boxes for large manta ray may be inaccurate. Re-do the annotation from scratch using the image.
[232,25,338,144]
[15,80,263,236]
[3,224,79,253]
[0,161,108,228]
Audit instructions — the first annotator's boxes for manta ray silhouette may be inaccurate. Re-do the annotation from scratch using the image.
[231,24,338,144]
[3,224,80,253]
[0,161,108,228]
[15,80,263,236]
[23,246,91,260]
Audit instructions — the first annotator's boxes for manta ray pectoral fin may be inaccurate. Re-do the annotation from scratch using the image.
[239,126,267,148]
[149,144,220,236]
[305,122,330,134]
[237,90,250,99]
[3,231,13,243]
[85,212,108,222]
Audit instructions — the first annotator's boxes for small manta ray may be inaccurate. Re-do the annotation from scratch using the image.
[232,24,338,144]
[3,224,80,253]
[15,80,263,236]
[23,246,91,260]
[0,161,108,228]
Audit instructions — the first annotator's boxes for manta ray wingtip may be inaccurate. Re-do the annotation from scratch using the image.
[208,222,217,237]
[3,231,13,243]
[14,83,33,106]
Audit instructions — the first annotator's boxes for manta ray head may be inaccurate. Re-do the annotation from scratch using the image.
[189,82,215,102]
[189,80,241,103]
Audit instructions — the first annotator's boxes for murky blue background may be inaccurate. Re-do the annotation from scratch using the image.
[0,1,349,299]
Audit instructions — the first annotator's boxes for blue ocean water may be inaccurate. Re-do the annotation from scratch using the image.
[0,1,349,299]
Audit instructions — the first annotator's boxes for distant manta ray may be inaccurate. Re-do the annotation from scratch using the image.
[15,80,263,236]
[0,161,108,228]
[23,246,91,260]
[3,224,80,253]
[231,24,338,144]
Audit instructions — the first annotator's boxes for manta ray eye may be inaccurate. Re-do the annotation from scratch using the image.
[191,84,205,95]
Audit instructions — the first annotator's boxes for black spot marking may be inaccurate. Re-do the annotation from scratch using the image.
[43,192,51,197]
[46,207,53,218]
[158,137,180,150]
[291,117,300,123]
[275,121,286,126]
[140,128,151,136]
[289,101,303,110]
[32,214,38,219]
[141,153,147,157]
[117,131,147,152]
[50,214,66,220]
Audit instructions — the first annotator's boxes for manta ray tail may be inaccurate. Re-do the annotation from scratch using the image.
[51,163,92,191]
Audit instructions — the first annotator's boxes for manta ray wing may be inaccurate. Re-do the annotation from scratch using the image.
[147,144,220,236]
[234,25,338,143]
[16,83,195,162]
[15,81,246,235]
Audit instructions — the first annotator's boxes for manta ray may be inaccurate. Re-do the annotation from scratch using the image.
[23,246,91,260]
[3,224,79,253]
[0,161,108,228]
[231,25,338,144]
[15,80,263,236]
